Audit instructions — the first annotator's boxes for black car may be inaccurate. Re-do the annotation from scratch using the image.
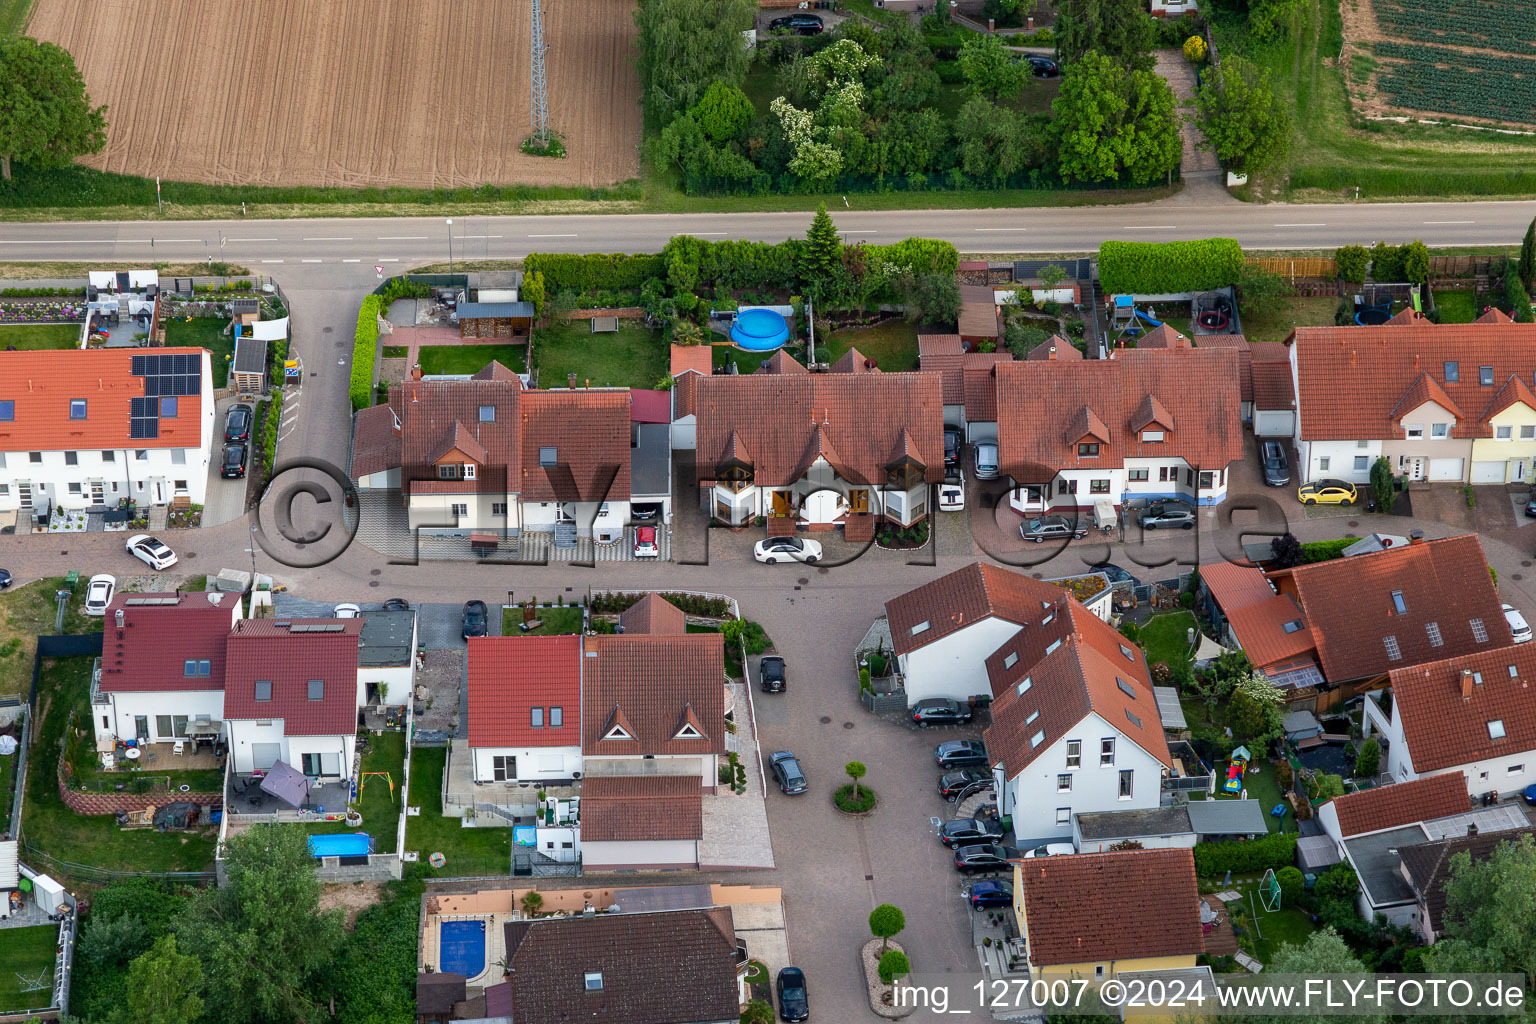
[936,739,989,769]
[1526,495,1536,518]
[911,698,972,727]
[1020,514,1088,543]
[0,569,12,589]
[777,968,809,1023]
[220,442,247,479]
[939,768,992,800]
[462,599,488,638]
[382,598,410,611]
[1138,500,1196,530]
[1261,441,1291,488]
[769,751,807,795]
[223,403,253,443]
[939,817,1005,848]
[1025,54,1060,77]
[944,427,963,467]
[769,13,822,34]
[760,655,787,693]
[630,502,663,522]
[954,843,1011,873]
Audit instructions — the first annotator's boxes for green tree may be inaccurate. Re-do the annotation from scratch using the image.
[179,824,344,1024]
[692,81,755,144]
[1236,264,1288,319]
[0,37,108,180]
[1194,56,1290,176]
[634,0,756,128]
[1214,929,1382,1024]
[1275,866,1305,907]
[1055,0,1154,69]
[1226,671,1284,753]
[1368,456,1395,513]
[113,934,203,1024]
[900,272,961,326]
[1315,863,1359,903]
[1052,51,1181,187]
[1369,240,1405,282]
[801,204,843,299]
[520,890,545,916]
[869,904,906,954]
[1005,321,1050,359]
[877,950,912,985]
[741,1000,775,1024]
[1038,263,1068,292]
[1335,244,1369,284]
[1314,773,1345,799]
[845,760,868,799]
[1354,737,1380,778]
[1400,239,1431,285]
[958,33,1027,100]
[1430,834,1536,978]
[1186,651,1251,725]
[671,320,706,346]
[1520,217,1536,292]
[521,270,546,320]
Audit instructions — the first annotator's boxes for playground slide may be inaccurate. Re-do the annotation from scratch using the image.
[1134,309,1164,329]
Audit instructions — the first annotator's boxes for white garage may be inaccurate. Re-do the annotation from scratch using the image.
[1471,461,1507,484]
[1429,458,1465,482]
[1253,410,1295,437]
[578,775,702,870]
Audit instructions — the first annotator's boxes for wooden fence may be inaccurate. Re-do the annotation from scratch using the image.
[1247,257,1337,278]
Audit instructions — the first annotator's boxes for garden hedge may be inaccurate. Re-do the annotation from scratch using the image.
[1098,238,1245,296]
[523,252,667,294]
[350,295,381,412]
[1193,831,1297,876]
[1300,537,1354,563]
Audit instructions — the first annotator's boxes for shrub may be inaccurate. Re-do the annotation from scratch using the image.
[869,904,906,953]
[877,950,911,985]
[1315,863,1359,902]
[1299,537,1354,563]
[1335,244,1369,284]
[1183,35,1207,62]
[1369,240,1405,282]
[741,1000,775,1024]
[1276,866,1305,906]
[834,783,877,813]
[1275,759,1294,791]
[1097,239,1244,295]
[1354,737,1380,779]
[258,391,282,476]
[1193,832,1297,876]
[349,295,381,412]
[523,252,668,293]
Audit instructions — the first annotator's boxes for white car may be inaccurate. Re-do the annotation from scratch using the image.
[83,574,116,616]
[939,471,966,512]
[125,534,178,571]
[1024,843,1076,858]
[333,603,361,618]
[1505,604,1532,644]
[753,536,823,564]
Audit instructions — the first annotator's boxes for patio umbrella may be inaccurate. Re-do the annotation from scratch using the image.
[258,760,310,809]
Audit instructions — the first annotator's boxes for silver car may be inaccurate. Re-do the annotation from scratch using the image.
[1020,515,1087,543]
[973,442,999,480]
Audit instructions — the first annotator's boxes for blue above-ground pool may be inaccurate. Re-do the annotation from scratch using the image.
[440,919,487,978]
[730,308,790,351]
[307,833,373,858]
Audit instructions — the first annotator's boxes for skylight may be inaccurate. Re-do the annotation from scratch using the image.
[1489,720,1507,740]
[1426,621,1443,647]
[1030,730,1046,749]
[1383,636,1402,661]
[1115,677,1136,699]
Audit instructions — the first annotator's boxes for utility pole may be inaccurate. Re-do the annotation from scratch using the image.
[446,219,454,277]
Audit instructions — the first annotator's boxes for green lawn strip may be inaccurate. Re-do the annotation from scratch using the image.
[162,316,234,388]
[0,577,100,695]
[533,319,664,390]
[1237,295,1341,345]
[820,320,920,372]
[1433,289,1479,324]
[501,605,584,636]
[382,346,408,358]
[1212,759,1290,833]
[1228,896,1319,964]
[0,750,14,834]
[0,924,59,1014]
[303,730,407,853]
[0,323,80,350]
[405,746,510,877]
[24,656,216,875]
[1136,611,1196,670]
[0,0,33,36]
[418,344,526,376]
[713,342,778,376]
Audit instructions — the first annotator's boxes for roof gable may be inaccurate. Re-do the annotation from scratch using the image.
[222,619,362,736]
[520,390,631,502]
[1328,773,1471,837]
[581,635,725,755]
[1019,849,1203,965]
[1388,644,1536,773]
[885,562,1065,657]
[98,593,239,694]
[466,635,582,748]
[618,593,686,635]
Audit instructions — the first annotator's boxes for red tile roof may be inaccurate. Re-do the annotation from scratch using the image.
[580,775,703,841]
[670,344,713,378]
[1019,849,1203,965]
[393,372,522,494]
[1199,561,1276,612]
[995,348,1243,474]
[885,562,1064,657]
[1025,337,1082,362]
[1328,773,1471,837]
[918,334,966,404]
[1293,322,1536,440]
[1251,360,1296,412]
[1197,334,1254,402]
[222,619,362,736]
[97,592,239,694]
[349,403,399,478]
[1276,534,1511,684]
[673,370,699,419]
[629,389,671,424]
[964,358,1006,420]
[619,593,686,635]
[1135,324,1192,349]
[466,635,582,748]
[1223,594,1315,673]
[959,285,1001,339]
[1388,644,1536,773]
[0,347,209,451]
[520,390,632,502]
[581,635,725,756]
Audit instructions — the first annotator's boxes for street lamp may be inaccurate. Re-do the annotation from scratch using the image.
[245,525,259,597]
[446,218,454,277]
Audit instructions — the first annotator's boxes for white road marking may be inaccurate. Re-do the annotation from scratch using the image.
[460,234,503,239]
[1124,225,1176,230]
[342,258,361,263]
[840,230,877,235]
[693,232,727,236]
[155,238,201,242]
[0,239,119,244]
[528,233,577,238]
[377,236,428,240]
[1275,223,1326,227]
[378,258,400,262]
[1424,220,1474,224]
[301,259,322,263]
[261,259,284,264]
[228,237,278,242]
[304,236,353,241]
[974,228,1019,232]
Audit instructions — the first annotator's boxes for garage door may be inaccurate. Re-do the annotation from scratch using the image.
[1471,461,1506,484]
[1429,458,1465,481]
[1253,411,1295,437]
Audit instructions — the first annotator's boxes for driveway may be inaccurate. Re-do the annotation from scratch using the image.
[201,396,252,527]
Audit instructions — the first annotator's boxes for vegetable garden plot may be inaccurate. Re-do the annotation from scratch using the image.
[1372,42,1536,126]
[1370,0,1536,57]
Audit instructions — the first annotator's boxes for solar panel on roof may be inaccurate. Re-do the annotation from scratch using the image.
[129,396,159,439]
[133,352,198,398]
[125,596,181,605]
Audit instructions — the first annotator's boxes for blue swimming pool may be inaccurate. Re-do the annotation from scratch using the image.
[730,308,790,351]
[307,833,373,858]
[440,919,487,978]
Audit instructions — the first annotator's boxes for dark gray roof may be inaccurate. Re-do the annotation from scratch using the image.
[1013,257,1092,282]
[458,301,533,320]
[358,609,416,667]
[416,972,466,1015]
[631,423,671,498]
[1297,833,1343,872]
[1344,825,1425,908]
[1186,799,1269,837]
[232,335,267,372]
[1153,686,1187,729]
[1076,806,1192,841]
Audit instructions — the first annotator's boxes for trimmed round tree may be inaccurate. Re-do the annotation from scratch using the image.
[878,950,912,985]
[869,904,905,954]
[846,761,868,799]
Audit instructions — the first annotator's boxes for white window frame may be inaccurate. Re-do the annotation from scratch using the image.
[1432,423,1449,439]
[1118,769,1133,799]
[1100,737,1115,767]
[1497,426,1514,441]
[1405,425,1424,440]
[1066,740,1081,769]
[1318,457,1330,471]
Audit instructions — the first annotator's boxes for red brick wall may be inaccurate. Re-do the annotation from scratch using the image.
[57,775,221,815]
[565,307,644,319]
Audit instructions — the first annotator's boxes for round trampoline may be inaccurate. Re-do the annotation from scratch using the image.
[1355,307,1392,326]
[1197,310,1229,331]
[730,308,790,351]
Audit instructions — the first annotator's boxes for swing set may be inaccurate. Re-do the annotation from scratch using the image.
[359,771,397,803]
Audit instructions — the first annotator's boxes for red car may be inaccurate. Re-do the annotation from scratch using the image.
[634,526,658,558]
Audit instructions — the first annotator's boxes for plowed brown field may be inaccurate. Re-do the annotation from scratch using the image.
[27,0,641,188]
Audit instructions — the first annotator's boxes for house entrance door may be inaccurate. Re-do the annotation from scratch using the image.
[1514,459,1528,483]
[1406,457,1425,481]
[134,716,149,741]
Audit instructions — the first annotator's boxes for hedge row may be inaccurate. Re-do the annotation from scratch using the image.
[1193,831,1297,877]
[1098,238,1245,296]
[1300,538,1354,563]
[350,295,381,412]
[523,253,666,294]
[259,391,282,476]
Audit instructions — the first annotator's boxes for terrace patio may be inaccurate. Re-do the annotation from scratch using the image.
[224,770,353,823]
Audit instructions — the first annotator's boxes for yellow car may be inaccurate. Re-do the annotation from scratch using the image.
[1298,479,1358,505]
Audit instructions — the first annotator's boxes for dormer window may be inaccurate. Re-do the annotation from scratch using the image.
[674,721,704,740]
[602,724,632,740]
[1140,430,1164,443]
[885,455,924,489]
[1078,442,1100,457]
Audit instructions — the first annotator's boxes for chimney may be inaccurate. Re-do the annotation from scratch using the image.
[584,378,591,389]
[1409,529,1425,545]
[114,609,124,628]
[568,372,577,389]
[1048,346,1057,360]
[1462,668,1475,700]
[1468,822,1479,837]
[410,365,423,380]
[1351,350,1356,367]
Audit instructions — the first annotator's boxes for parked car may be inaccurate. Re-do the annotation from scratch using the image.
[125,534,178,570]
[769,13,822,34]
[223,403,253,443]
[633,525,659,559]
[944,427,963,467]
[939,817,1005,848]
[1504,604,1532,644]
[939,768,993,801]
[462,599,488,638]
[1261,441,1291,487]
[760,655,787,693]
[1020,514,1087,543]
[753,536,823,564]
[333,603,361,618]
[83,573,116,616]
[911,698,973,727]
[973,442,1000,480]
[1524,783,1536,806]
[969,880,1014,910]
[0,569,13,590]
[1137,500,1196,530]
[382,598,410,611]
[939,469,966,512]
[777,968,810,1023]
[631,502,663,522]
[954,843,1011,873]
[1526,495,1536,518]
[769,751,808,795]
[1298,479,1357,505]
[936,739,989,769]
[220,442,247,479]
[1024,54,1060,77]
[1024,842,1077,858]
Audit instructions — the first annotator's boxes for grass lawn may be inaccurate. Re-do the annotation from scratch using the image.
[0,578,99,696]
[713,342,784,376]
[1230,899,1319,965]
[502,605,584,636]
[0,749,13,835]
[0,924,59,1014]
[405,746,511,877]
[418,344,525,376]
[1136,611,1196,671]
[305,730,407,853]
[533,319,663,390]
[162,316,233,387]
[382,345,408,358]
[1433,289,1480,324]
[1203,759,1291,833]
[1238,296,1341,345]
[820,319,920,372]
[0,323,79,350]
[24,657,217,875]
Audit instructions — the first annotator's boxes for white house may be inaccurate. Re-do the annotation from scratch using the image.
[0,347,214,517]
[466,634,584,785]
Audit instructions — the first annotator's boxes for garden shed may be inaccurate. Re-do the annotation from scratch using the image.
[231,332,268,394]
[456,301,533,339]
